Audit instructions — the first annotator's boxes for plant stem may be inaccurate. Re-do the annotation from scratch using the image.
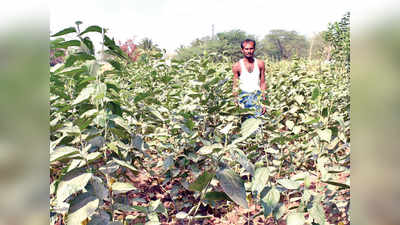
[188,176,213,225]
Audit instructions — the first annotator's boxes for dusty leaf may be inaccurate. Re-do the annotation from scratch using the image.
[67,193,99,225]
[50,146,80,162]
[197,143,223,155]
[318,128,332,142]
[188,171,215,192]
[251,167,270,195]
[286,213,305,225]
[261,187,280,216]
[56,172,92,203]
[277,178,300,190]
[111,182,136,194]
[216,167,248,208]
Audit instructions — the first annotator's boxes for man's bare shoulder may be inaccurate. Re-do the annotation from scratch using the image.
[232,61,241,72]
[257,59,265,68]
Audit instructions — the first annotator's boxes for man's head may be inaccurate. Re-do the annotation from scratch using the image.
[241,39,256,59]
[241,39,256,49]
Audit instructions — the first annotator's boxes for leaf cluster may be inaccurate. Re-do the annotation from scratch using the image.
[49,22,350,225]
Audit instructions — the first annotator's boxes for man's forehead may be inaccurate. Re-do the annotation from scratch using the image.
[243,41,255,48]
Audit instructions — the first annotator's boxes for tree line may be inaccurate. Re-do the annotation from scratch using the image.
[175,29,315,62]
[174,12,349,63]
[50,12,349,67]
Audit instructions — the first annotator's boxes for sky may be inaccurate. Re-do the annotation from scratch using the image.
[48,0,394,54]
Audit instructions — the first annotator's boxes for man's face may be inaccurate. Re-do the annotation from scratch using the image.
[241,41,255,58]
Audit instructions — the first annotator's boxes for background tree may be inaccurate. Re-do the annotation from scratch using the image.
[322,12,350,72]
[307,32,330,60]
[175,29,258,62]
[138,37,160,52]
[215,29,258,61]
[261,29,309,60]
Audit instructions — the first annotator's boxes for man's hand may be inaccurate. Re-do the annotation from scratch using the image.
[261,96,267,114]
[232,63,240,107]
[233,91,239,106]
[262,106,266,114]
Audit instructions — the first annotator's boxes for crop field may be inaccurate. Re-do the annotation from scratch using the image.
[50,24,350,225]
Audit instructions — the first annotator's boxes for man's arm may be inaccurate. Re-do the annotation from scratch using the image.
[232,62,240,105]
[259,60,266,100]
[259,60,267,114]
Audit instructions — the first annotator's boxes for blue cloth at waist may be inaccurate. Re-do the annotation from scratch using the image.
[239,90,262,118]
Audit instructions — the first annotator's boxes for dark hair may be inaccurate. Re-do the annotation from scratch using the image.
[241,39,256,49]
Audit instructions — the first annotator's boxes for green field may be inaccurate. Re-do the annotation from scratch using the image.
[50,19,350,225]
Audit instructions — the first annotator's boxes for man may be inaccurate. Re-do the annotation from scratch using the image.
[232,39,266,117]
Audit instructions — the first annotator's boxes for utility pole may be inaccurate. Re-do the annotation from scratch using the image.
[212,24,215,40]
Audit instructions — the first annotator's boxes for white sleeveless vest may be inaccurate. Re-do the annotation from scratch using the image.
[239,58,261,92]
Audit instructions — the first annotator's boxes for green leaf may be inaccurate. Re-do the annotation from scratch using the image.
[66,159,86,173]
[54,40,81,49]
[240,117,261,136]
[132,135,149,151]
[184,119,195,131]
[89,176,108,201]
[108,60,122,71]
[148,107,165,122]
[82,37,95,55]
[220,122,233,135]
[204,191,231,201]
[251,167,270,195]
[232,118,261,144]
[52,201,70,215]
[197,143,223,155]
[163,155,174,170]
[110,115,130,132]
[294,95,304,105]
[64,55,77,67]
[277,179,300,190]
[87,210,112,225]
[86,152,102,162]
[231,147,255,176]
[72,84,95,105]
[176,211,188,219]
[207,68,216,75]
[80,25,103,36]
[285,120,295,130]
[109,221,123,225]
[322,107,329,117]
[145,220,160,225]
[312,87,320,100]
[111,182,137,194]
[273,203,286,220]
[67,192,99,225]
[104,35,127,59]
[261,187,280,217]
[51,27,77,37]
[318,129,332,142]
[286,213,305,225]
[112,158,138,173]
[50,146,80,162]
[56,172,93,203]
[113,203,148,213]
[310,200,325,224]
[149,199,168,218]
[321,180,350,189]
[216,167,248,208]
[99,161,119,175]
[80,109,97,118]
[188,171,215,192]
[304,174,311,189]
[65,53,95,67]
